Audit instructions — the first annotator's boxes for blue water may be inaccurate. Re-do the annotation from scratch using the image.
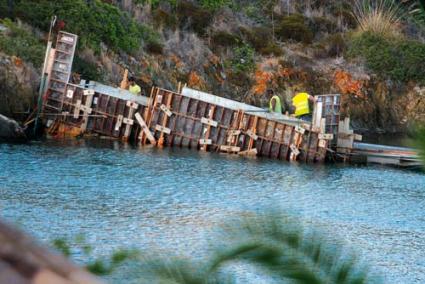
[1,139,425,283]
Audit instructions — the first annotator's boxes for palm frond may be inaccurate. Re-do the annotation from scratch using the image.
[208,212,375,284]
[136,256,214,284]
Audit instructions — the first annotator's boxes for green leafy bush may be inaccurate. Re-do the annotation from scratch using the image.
[153,8,178,30]
[232,43,255,72]
[309,16,338,35]
[177,1,213,36]
[146,40,164,54]
[12,0,160,54]
[0,19,44,67]
[239,26,272,50]
[73,56,102,82]
[276,14,314,44]
[349,32,425,83]
[0,1,10,18]
[259,42,284,56]
[211,30,241,48]
[315,33,347,58]
[200,0,231,10]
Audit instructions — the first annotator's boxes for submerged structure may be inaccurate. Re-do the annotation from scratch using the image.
[32,31,420,168]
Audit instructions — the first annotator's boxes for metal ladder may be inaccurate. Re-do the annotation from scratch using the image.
[44,31,78,112]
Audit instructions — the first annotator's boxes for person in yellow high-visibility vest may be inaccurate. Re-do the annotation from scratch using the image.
[292,92,316,121]
[267,89,283,114]
[128,76,141,96]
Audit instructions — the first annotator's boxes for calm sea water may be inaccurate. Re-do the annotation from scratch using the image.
[1,139,424,283]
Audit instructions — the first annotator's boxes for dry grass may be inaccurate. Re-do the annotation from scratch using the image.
[353,0,403,37]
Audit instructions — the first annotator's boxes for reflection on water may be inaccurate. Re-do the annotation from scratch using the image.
[1,139,425,283]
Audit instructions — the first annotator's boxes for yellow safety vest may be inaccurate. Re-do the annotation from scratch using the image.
[292,93,310,117]
[129,84,141,95]
[269,95,282,113]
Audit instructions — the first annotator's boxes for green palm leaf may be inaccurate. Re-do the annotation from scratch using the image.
[137,212,378,284]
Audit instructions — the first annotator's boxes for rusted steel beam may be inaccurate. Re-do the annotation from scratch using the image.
[43,81,328,163]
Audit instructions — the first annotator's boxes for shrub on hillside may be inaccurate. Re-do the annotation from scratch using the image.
[211,31,241,48]
[12,0,160,54]
[309,16,338,36]
[73,56,102,82]
[238,26,283,56]
[0,19,44,67]
[315,33,347,58]
[153,8,178,30]
[232,43,255,73]
[353,0,402,38]
[177,1,213,36]
[349,32,425,83]
[239,26,271,50]
[200,0,231,11]
[146,41,164,54]
[276,14,313,44]
[259,42,284,56]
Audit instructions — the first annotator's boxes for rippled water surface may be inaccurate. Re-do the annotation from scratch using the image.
[1,139,425,283]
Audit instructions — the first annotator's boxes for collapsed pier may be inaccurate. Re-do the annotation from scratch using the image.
[34,31,420,168]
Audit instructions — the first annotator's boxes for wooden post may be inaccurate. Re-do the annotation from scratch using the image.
[201,105,216,151]
[157,91,173,147]
[120,69,128,90]
[337,117,353,155]
[122,101,138,141]
[247,116,258,152]
[135,113,156,145]
[140,87,156,145]
[76,89,94,133]
[289,126,305,161]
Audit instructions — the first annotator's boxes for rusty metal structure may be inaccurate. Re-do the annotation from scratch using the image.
[35,30,420,167]
[34,31,340,164]
[41,80,332,163]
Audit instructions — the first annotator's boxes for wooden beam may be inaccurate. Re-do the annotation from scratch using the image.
[201,117,218,127]
[318,139,327,148]
[123,100,138,140]
[155,125,171,135]
[157,91,173,146]
[115,115,123,131]
[318,133,334,140]
[201,105,216,151]
[295,126,306,134]
[239,148,257,156]
[160,104,173,117]
[135,112,156,145]
[247,116,258,151]
[199,139,212,145]
[80,94,94,132]
[246,130,258,141]
[73,100,82,119]
[120,69,128,89]
[220,145,240,153]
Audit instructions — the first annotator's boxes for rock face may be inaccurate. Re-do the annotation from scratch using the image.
[0,53,39,117]
[0,114,26,142]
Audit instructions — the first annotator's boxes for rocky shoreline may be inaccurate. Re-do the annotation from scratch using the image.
[0,114,27,142]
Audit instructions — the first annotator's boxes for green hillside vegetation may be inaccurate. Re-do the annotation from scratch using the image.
[7,0,160,54]
[0,19,44,67]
